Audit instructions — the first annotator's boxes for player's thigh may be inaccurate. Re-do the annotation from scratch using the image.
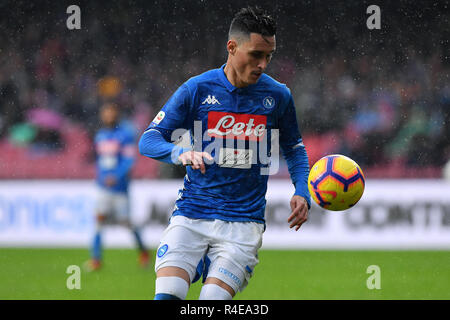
[95,188,114,221]
[206,220,264,293]
[111,192,130,224]
[155,215,210,283]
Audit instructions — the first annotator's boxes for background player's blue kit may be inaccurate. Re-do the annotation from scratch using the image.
[90,122,147,267]
[95,124,136,193]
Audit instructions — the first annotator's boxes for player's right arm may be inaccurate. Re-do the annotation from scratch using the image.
[177,150,213,174]
[138,84,212,171]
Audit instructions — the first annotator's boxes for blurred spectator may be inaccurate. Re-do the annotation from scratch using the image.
[0,0,448,178]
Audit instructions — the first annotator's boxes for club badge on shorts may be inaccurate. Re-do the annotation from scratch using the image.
[157,244,169,258]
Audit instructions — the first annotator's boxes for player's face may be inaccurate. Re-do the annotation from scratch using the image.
[230,33,276,86]
[100,105,119,127]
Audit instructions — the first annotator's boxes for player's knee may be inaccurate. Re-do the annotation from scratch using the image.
[118,219,131,228]
[155,276,189,300]
[95,214,106,230]
[156,266,191,284]
[96,214,106,224]
[199,283,233,300]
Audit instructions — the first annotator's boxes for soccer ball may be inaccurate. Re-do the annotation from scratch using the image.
[308,154,365,211]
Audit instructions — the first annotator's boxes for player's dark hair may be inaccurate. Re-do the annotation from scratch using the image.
[228,6,276,41]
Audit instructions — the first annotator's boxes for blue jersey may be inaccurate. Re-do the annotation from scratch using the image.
[139,64,310,223]
[95,124,136,193]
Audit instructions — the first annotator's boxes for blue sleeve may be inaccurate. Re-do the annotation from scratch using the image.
[139,129,191,164]
[139,83,193,164]
[278,90,311,208]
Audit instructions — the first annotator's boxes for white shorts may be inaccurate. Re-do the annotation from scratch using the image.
[155,215,265,293]
[95,187,129,223]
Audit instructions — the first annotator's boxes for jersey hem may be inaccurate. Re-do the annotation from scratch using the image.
[171,211,265,224]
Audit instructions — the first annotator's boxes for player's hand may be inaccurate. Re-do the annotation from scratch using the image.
[178,151,213,174]
[104,175,117,187]
[288,195,309,231]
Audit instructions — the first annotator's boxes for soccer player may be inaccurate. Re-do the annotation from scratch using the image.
[85,102,149,271]
[139,7,310,299]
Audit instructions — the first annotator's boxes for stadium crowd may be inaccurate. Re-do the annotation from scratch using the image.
[0,1,448,178]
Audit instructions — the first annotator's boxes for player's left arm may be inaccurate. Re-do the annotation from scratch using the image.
[114,132,136,182]
[278,89,311,231]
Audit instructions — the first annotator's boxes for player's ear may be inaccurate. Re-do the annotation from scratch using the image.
[227,39,237,55]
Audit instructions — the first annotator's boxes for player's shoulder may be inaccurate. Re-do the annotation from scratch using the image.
[258,73,292,97]
[96,125,134,142]
[183,67,222,90]
[117,123,136,142]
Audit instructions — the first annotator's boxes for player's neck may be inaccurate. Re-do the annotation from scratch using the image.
[104,122,118,129]
[224,62,248,88]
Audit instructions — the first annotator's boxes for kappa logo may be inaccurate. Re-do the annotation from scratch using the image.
[262,96,275,109]
[202,95,221,105]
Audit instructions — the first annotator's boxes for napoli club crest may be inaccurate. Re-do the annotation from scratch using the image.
[157,244,169,258]
[262,96,275,109]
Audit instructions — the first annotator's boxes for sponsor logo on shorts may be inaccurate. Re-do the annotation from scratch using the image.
[157,244,168,258]
[218,267,241,286]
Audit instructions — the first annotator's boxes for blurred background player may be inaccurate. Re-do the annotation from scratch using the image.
[85,102,149,271]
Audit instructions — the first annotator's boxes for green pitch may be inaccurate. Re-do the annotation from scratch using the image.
[0,248,449,300]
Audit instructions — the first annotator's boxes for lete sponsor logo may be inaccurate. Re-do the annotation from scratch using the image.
[207,111,267,141]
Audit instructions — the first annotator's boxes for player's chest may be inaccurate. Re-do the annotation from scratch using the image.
[96,135,122,155]
[193,92,278,137]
